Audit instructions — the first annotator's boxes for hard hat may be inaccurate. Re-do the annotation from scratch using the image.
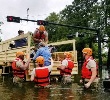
[64,52,71,58]
[82,48,92,56]
[16,51,25,57]
[39,25,45,32]
[36,56,44,65]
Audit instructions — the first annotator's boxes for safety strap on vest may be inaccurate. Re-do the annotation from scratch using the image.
[35,72,50,84]
[60,68,72,75]
[39,32,43,39]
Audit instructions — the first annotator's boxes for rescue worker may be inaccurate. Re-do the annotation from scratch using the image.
[31,56,53,88]
[12,51,31,83]
[80,48,98,88]
[32,25,48,49]
[57,52,74,84]
[33,42,51,66]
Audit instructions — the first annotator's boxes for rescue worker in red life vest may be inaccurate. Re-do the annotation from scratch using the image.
[80,48,98,88]
[32,25,48,49]
[57,52,74,84]
[12,51,31,83]
[31,56,53,88]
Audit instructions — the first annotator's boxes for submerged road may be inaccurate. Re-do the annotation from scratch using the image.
[0,75,110,100]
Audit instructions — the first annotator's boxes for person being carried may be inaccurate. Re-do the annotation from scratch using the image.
[57,52,74,84]
[33,42,51,66]
[12,51,31,84]
[31,56,53,88]
[32,25,48,49]
[80,48,98,88]
[15,30,27,48]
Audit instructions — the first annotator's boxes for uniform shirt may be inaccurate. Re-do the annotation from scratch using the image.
[16,59,29,70]
[86,59,96,69]
[16,59,24,68]
[61,59,68,69]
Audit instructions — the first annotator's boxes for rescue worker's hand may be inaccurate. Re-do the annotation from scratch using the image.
[27,58,31,63]
[32,59,36,63]
[80,79,83,83]
[39,39,42,42]
[84,82,91,88]
[57,67,61,70]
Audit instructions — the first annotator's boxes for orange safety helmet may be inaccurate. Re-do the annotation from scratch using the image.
[64,52,71,58]
[36,56,44,65]
[39,25,45,32]
[82,48,92,56]
[16,51,25,57]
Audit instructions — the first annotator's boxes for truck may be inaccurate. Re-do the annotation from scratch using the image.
[0,32,78,81]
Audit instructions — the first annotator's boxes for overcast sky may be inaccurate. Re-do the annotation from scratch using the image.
[0,0,73,41]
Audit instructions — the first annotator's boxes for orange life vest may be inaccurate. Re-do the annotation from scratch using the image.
[12,58,25,78]
[34,67,50,87]
[60,58,74,75]
[81,57,98,79]
[35,32,45,40]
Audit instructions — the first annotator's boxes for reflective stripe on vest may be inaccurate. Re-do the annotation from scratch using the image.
[60,59,74,75]
[12,58,25,78]
[34,68,49,87]
[81,58,98,79]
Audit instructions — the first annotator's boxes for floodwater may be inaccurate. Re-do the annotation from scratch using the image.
[0,75,110,100]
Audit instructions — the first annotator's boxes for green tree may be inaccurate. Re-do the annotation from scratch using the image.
[45,0,109,66]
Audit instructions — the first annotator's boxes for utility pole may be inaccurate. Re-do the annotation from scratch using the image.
[27,8,29,20]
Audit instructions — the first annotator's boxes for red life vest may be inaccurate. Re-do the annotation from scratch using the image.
[34,67,50,87]
[60,58,74,75]
[35,32,45,40]
[12,58,25,79]
[81,57,98,79]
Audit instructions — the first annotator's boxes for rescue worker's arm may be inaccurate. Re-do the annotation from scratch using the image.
[31,68,35,81]
[57,65,66,70]
[44,31,48,44]
[57,59,67,70]
[46,58,53,72]
[85,67,97,88]
[16,59,31,70]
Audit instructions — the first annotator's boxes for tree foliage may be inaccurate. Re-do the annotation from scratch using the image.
[45,0,110,66]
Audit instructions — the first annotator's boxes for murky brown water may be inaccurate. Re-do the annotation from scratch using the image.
[0,75,110,100]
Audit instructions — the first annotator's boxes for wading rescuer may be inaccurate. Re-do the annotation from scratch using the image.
[57,52,74,84]
[31,56,53,88]
[80,48,98,88]
[32,25,48,49]
[12,51,31,83]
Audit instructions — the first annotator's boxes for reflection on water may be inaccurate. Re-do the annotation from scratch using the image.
[0,76,110,100]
